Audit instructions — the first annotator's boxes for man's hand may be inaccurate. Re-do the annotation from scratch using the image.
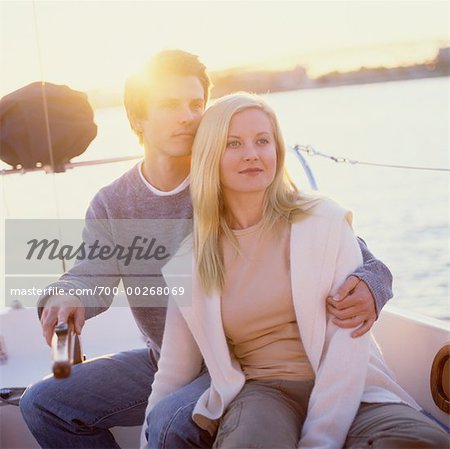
[326,276,377,338]
[41,295,85,346]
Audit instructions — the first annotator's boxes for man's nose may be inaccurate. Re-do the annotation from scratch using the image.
[177,105,195,124]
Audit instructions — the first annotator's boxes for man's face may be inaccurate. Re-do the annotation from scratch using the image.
[137,75,205,158]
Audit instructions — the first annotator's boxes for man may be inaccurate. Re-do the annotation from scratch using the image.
[20,50,393,449]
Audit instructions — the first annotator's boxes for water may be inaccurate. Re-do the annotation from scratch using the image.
[1,77,449,320]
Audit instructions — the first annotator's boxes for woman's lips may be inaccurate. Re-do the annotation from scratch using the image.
[239,168,263,174]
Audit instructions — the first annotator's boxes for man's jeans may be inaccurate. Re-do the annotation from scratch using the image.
[19,348,207,449]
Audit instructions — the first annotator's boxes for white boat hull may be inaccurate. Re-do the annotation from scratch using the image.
[1,304,448,448]
[373,305,449,428]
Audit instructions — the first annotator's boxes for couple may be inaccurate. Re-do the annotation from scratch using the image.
[20,50,447,448]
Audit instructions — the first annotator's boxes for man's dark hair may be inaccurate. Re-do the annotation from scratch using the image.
[124,50,212,144]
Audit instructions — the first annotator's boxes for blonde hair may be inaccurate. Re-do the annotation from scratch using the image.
[190,93,319,294]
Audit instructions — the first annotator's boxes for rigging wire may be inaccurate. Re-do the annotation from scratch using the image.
[2,145,448,176]
[32,0,66,271]
[294,144,450,172]
[0,155,142,176]
[1,165,11,215]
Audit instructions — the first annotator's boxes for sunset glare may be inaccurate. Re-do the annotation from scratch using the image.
[0,1,449,96]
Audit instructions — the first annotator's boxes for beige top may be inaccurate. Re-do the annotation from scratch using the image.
[220,219,314,381]
[144,199,419,449]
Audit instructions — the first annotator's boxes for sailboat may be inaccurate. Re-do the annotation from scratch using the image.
[0,80,448,449]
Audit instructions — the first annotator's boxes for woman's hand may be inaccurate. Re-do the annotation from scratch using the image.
[326,276,377,338]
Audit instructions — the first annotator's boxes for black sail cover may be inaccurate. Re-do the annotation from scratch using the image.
[0,82,97,171]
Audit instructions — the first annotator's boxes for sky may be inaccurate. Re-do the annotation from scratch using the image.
[0,0,449,96]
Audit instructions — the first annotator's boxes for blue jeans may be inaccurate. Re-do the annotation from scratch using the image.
[20,347,191,449]
[146,371,212,449]
[20,348,155,448]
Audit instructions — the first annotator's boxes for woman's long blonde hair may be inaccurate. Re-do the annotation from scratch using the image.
[190,93,318,294]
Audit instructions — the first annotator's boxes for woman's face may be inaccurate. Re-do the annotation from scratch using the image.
[220,108,277,200]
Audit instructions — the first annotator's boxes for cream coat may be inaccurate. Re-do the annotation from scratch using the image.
[141,199,419,449]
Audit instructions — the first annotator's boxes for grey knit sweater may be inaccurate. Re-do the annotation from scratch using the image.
[38,163,392,347]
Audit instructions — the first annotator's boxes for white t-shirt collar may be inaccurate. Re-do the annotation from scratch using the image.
[139,161,190,196]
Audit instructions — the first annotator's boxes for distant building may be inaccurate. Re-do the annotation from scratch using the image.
[436,48,450,74]
[86,47,450,109]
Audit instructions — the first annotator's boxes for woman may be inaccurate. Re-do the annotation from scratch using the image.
[141,93,447,449]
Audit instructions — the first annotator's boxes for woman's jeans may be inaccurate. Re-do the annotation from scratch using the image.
[147,378,449,449]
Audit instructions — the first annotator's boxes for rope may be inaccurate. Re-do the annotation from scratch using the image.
[294,144,450,172]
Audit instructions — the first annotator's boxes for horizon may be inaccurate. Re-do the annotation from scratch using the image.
[1,1,449,97]
[83,42,448,107]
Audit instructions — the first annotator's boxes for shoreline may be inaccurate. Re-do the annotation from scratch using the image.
[87,47,450,109]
